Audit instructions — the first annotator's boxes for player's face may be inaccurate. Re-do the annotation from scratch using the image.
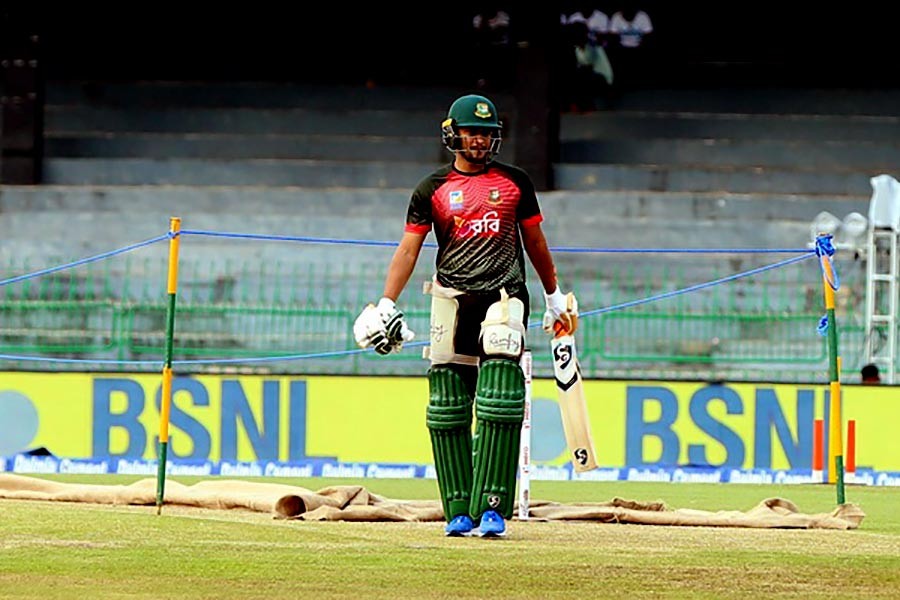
[458,127,495,164]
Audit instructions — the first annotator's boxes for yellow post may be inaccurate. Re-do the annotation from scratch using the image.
[818,234,844,503]
[160,366,173,449]
[828,381,842,483]
[156,217,181,514]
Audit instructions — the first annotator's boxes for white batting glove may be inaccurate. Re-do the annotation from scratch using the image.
[353,298,415,355]
[378,297,415,340]
[353,304,382,347]
[542,287,579,335]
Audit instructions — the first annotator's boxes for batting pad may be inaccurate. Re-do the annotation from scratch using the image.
[426,366,474,521]
[470,358,525,520]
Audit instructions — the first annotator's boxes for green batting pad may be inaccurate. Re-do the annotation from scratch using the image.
[426,367,474,520]
[470,359,525,519]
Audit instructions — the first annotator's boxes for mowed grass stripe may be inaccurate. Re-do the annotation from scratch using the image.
[1,475,898,599]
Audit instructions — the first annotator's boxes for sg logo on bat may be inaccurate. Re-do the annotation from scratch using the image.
[573,447,591,467]
[553,342,572,369]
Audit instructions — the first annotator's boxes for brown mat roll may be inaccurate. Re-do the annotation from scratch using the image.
[0,473,864,529]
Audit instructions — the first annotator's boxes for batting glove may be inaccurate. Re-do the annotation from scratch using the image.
[353,298,415,355]
[542,287,578,335]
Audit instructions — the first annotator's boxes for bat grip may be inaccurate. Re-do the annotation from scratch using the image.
[553,320,570,338]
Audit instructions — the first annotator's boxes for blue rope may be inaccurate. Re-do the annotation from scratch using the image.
[0,354,160,366]
[170,344,431,365]
[814,234,840,336]
[549,247,814,254]
[817,315,830,337]
[180,229,812,255]
[0,254,814,366]
[0,228,821,367]
[179,229,422,248]
[0,343,432,366]
[580,253,815,318]
[0,234,170,287]
[814,234,840,291]
[519,252,815,326]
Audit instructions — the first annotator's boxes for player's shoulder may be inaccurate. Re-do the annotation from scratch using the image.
[488,161,535,189]
[488,160,526,176]
[412,163,454,196]
[489,160,525,173]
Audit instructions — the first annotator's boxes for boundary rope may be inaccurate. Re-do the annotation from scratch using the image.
[0,229,824,367]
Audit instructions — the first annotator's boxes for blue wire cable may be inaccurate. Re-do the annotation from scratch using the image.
[813,234,841,336]
[0,230,824,367]
[0,234,170,287]
[179,229,418,248]
[180,228,813,254]
[582,253,815,318]
[0,354,160,366]
[814,234,840,291]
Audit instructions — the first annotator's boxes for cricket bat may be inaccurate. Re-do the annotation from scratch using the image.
[551,316,598,472]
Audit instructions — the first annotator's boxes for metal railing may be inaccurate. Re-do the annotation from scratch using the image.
[0,251,880,383]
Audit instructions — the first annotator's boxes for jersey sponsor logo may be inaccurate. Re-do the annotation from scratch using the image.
[487,189,502,205]
[449,190,464,211]
[452,210,501,238]
[467,210,500,235]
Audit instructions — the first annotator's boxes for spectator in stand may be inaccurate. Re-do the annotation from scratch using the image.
[470,3,514,91]
[607,6,654,88]
[563,20,615,112]
[609,6,654,49]
[586,8,612,46]
[561,6,589,27]
[861,363,881,385]
[561,6,611,45]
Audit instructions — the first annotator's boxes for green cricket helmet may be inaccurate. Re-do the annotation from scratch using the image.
[441,94,503,159]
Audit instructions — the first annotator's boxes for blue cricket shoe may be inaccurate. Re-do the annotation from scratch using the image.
[445,515,475,537]
[478,510,506,537]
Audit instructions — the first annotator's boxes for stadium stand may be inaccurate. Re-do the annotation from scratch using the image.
[2,6,897,381]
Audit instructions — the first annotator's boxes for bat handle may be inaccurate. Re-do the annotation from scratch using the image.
[553,320,570,338]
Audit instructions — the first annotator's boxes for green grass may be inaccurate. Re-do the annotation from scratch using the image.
[2,475,899,599]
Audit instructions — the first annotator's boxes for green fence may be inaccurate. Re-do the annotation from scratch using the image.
[0,251,882,383]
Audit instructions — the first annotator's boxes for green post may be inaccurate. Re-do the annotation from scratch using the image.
[156,218,181,514]
[817,233,845,505]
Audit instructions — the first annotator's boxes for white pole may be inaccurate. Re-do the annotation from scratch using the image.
[518,349,533,521]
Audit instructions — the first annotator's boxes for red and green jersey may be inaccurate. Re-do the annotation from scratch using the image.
[405,161,543,294]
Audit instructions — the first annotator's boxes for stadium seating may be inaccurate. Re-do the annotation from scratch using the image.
[3,80,893,380]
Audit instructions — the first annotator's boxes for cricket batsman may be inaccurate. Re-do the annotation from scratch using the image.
[354,94,577,537]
